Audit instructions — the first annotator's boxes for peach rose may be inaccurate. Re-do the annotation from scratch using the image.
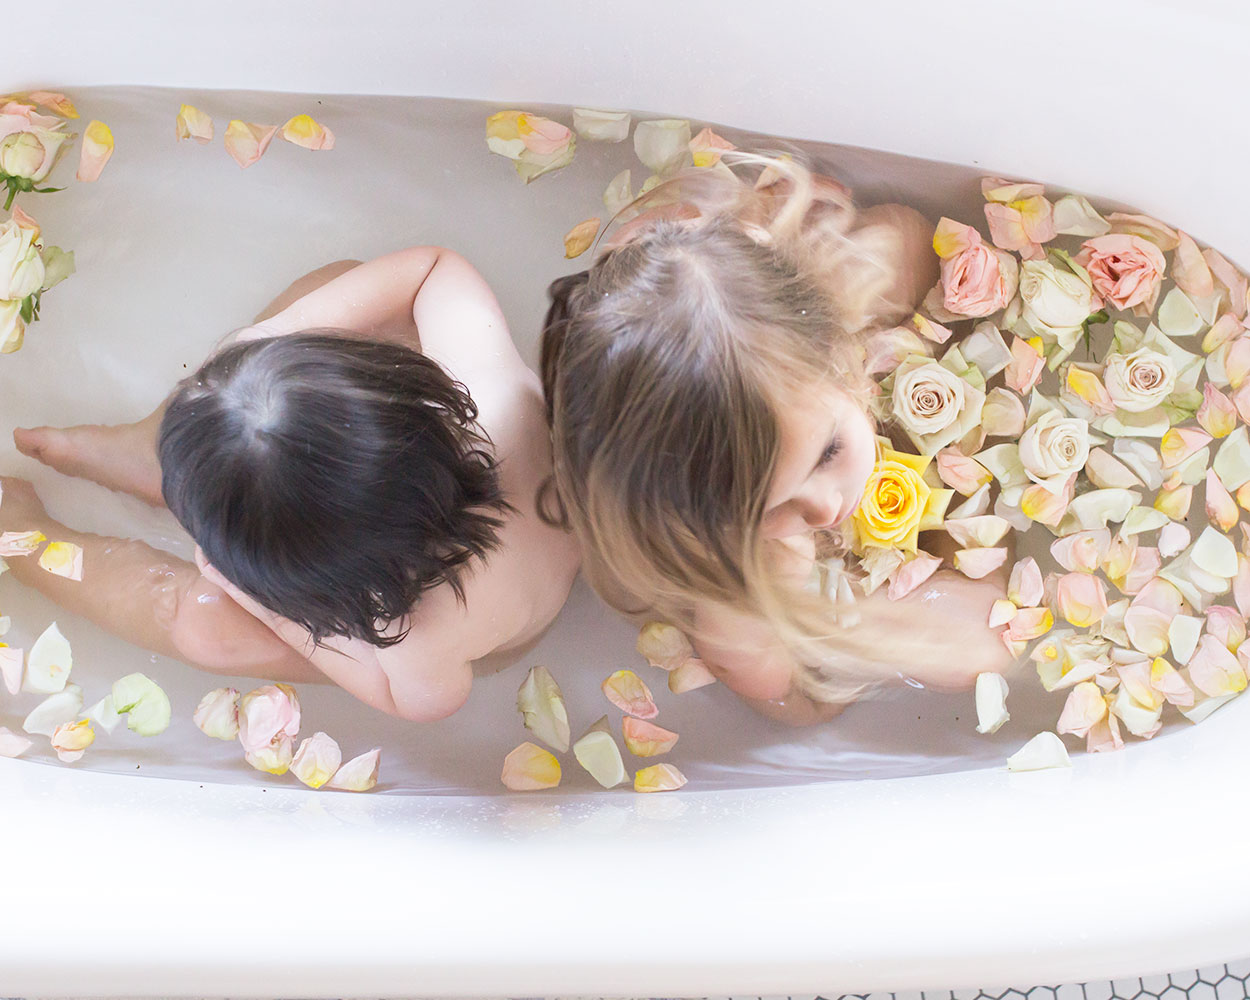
[932,218,1019,318]
[1074,235,1166,313]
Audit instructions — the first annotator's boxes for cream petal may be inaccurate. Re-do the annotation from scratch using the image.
[1008,557,1045,607]
[111,672,171,736]
[988,599,1019,628]
[51,719,95,762]
[603,168,633,217]
[290,732,342,789]
[1052,195,1110,237]
[621,716,679,757]
[1213,426,1250,490]
[953,547,1008,580]
[1085,448,1143,490]
[974,672,1010,734]
[573,718,628,788]
[501,741,561,791]
[572,108,631,143]
[634,762,687,792]
[244,734,294,775]
[1158,288,1205,338]
[1193,526,1239,578]
[1124,606,1172,657]
[949,483,992,519]
[517,665,571,752]
[22,683,83,737]
[668,658,717,693]
[1179,692,1238,723]
[636,622,695,672]
[944,515,1011,549]
[37,541,83,580]
[602,669,658,718]
[1158,522,1192,559]
[0,645,22,694]
[1050,529,1111,573]
[633,119,692,175]
[325,748,381,791]
[1006,732,1072,771]
[192,687,240,741]
[0,727,32,758]
[1111,439,1163,491]
[23,621,72,694]
[84,694,122,735]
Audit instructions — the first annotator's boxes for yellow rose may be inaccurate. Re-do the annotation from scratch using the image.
[852,446,952,553]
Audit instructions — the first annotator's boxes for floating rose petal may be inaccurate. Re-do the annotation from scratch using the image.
[245,733,293,775]
[974,672,1010,734]
[950,483,992,519]
[0,645,21,694]
[175,104,213,143]
[193,686,240,740]
[1172,232,1215,298]
[0,727,32,758]
[981,388,1026,438]
[633,119,692,175]
[1149,656,1194,707]
[603,168,633,217]
[1193,526,1239,578]
[112,672,171,736]
[688,126,734,166]
[1225,337,1250,390]
[1168,614,1203,663]
[1056,573,1109,628]
[237,683,300,752]
[224,120,278,168]
[1121,547,1161,596]
[1204,605,1245,653]
[1086,712,1125,753]
[1005,606,1054,644]
[1005,337,1045,394]
[26,91,79,118]
[1158,288,1204,339]
[84,694,122,735]
[602,669,658,718]
[984,196,1054,261]
[281,114,335,150]
[572,108,631,143]
[1121,506,1169,537]
[1204,314,1244,355]
[622,716,679,757]
[517,664,571,752]
[953,546,1008,580]
[669,657,717,693]
[1203,248,1248,319]
[1187,634,1248,696]
[0,530,46,556]
[1153,483,1192,521]
[326,748,381,791]
[1056,681,1107,737]
[24,621,72,694]
[291,732,342,789]
[76,120,113,182]
[1107,212,1179,250]
[50,718,94,763]
[1214,426,1250,490]
[1160,427,1212,469]
[1020,475,1076,527]
[912,313,952,344]
[1052,195,1109,237]
[1006,732,1072,771]
[1124,606,1172,657]
[636,622,695,672]
[1180,692,1238,724]
[945,516,1011,549]
[1050,529,1110,574]
[1198,384,1237,439]
[1065,366,1115,415]
[571,717,627,788]
[989,599,1018,628]
[22,684,82,737]
[502,742,562,790]
[935,448,992,495]
[1205,470,1239,532]
[562,217,600,259]
[1111,439,1163,491]
[1008,557,1045,607]
[887,552,942,600]
[1159,521,1192,560]
[37,541,82,580]
[634,762,687,792]
[1235,554,1250,617]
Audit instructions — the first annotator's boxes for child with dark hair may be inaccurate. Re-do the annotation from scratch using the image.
[3,249,581,721]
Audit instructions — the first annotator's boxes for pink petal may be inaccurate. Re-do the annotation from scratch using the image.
[1159,427,1212,469]
[75,120,113,182]
[1198,384,1237,439]
[1086,712,1125,753]
[1056,572,1109,628]
[1188,634,1248,696]
[1005,337,1045,394]
[1056,681,1107,738]
[1149,656,1194,707]
[887,552,943,600]
[1173,231,1215,299]
[602,669,658,719]
[326,748,381,791]
[1005,606,1054,642]
[935,448,992,496]
[1122,547,1162,596]
[224,120,278,168]
[953,547,1008,580]
[1206,469,1240,532]
[1204,604,1246,651]
[1204,313,1244,355]
[1234,554,1250,618]
[912,313,953,344]
[1204,248,1248,320]
[1008,557,1044,607]
[1226,337,1250,389]
[1050,529,1110,574]
[1107,212,1180,250]
[0,646,22,695]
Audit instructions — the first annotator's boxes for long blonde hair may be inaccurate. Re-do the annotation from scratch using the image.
[539,155,913,702]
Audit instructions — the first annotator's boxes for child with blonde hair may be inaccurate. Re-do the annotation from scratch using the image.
[539,158,1012,725]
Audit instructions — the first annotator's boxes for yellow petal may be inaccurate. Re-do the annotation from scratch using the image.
[1206,470,1240,532]
[175,104,213,143]
[27,91,79,118]
[562,216,600,259]
[602,669,658,718]
[622,717,679,757]
[634,763,687,792]
[76,120,113,182]
[281,114,335,150]
[245,734,294,775]
[50,718,94,763]
[501,741,561,790]
[290,731,342,789]
[932,217,974,260]
[0,530,47,556]
[636,622,694,671]
[37,541,83,581]
[224,120,278,168]
[1154,483,1193,521]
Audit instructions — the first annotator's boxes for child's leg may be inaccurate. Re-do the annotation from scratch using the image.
[12,259,363,506]
[0,476,328,684]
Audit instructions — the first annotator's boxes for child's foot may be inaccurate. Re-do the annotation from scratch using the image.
[14,424,165,506]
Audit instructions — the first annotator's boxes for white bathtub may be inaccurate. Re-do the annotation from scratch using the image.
[3,0,1250,996]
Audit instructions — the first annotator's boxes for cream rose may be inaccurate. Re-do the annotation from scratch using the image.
[893,362,966,435]
[0,128,72,183]
[0,219,44,300]
[0,298,25,354]
[1019,410,1090,485]
[1010,257,1095,353]
[1102,348,1176,413]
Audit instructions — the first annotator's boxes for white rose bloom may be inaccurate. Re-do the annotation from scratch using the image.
[893,362,966,436]
[0,220,44,301]
[1102,348,1176,412]
[1019,410,1090,486]
[1011,258,1095,352]
[0,299,25,354]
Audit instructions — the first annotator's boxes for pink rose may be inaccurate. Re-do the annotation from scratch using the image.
[932,218,1019,318]
[1074,235,1166,314]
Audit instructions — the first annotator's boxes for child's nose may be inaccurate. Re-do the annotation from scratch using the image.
[803,491,842,529]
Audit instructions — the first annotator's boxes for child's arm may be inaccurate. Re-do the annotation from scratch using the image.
[257,248,524,378]
[0,478,327,684]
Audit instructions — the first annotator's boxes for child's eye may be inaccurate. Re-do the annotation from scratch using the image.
[819,438,842,466]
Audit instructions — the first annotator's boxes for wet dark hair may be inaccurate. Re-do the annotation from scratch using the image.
[159,331,511,647]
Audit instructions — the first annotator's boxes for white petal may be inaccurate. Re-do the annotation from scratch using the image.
[84,695,122,735]
[961,322,1012,379]
[949,484,991,519]
[572,716,627,789]
[1158,522,1192,559]
[1052,195,1110,237]
[22,684,83,737]
[0,727,32,758]
[516,665,571,752]
[974,673,1010,734]
[1213,426,1250,490]
[1112,439,1164,490]
[572,108,631,143]
[1121,506,1170,537]
[1179,692,1238,724]
[1168,614,1203,664]
[325,748,381,791]
[1193,527,1239,578]
[1007,732,1072,771]
[633,119,692,174]
[1158,288,1204,338]
[23,622,72,694]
